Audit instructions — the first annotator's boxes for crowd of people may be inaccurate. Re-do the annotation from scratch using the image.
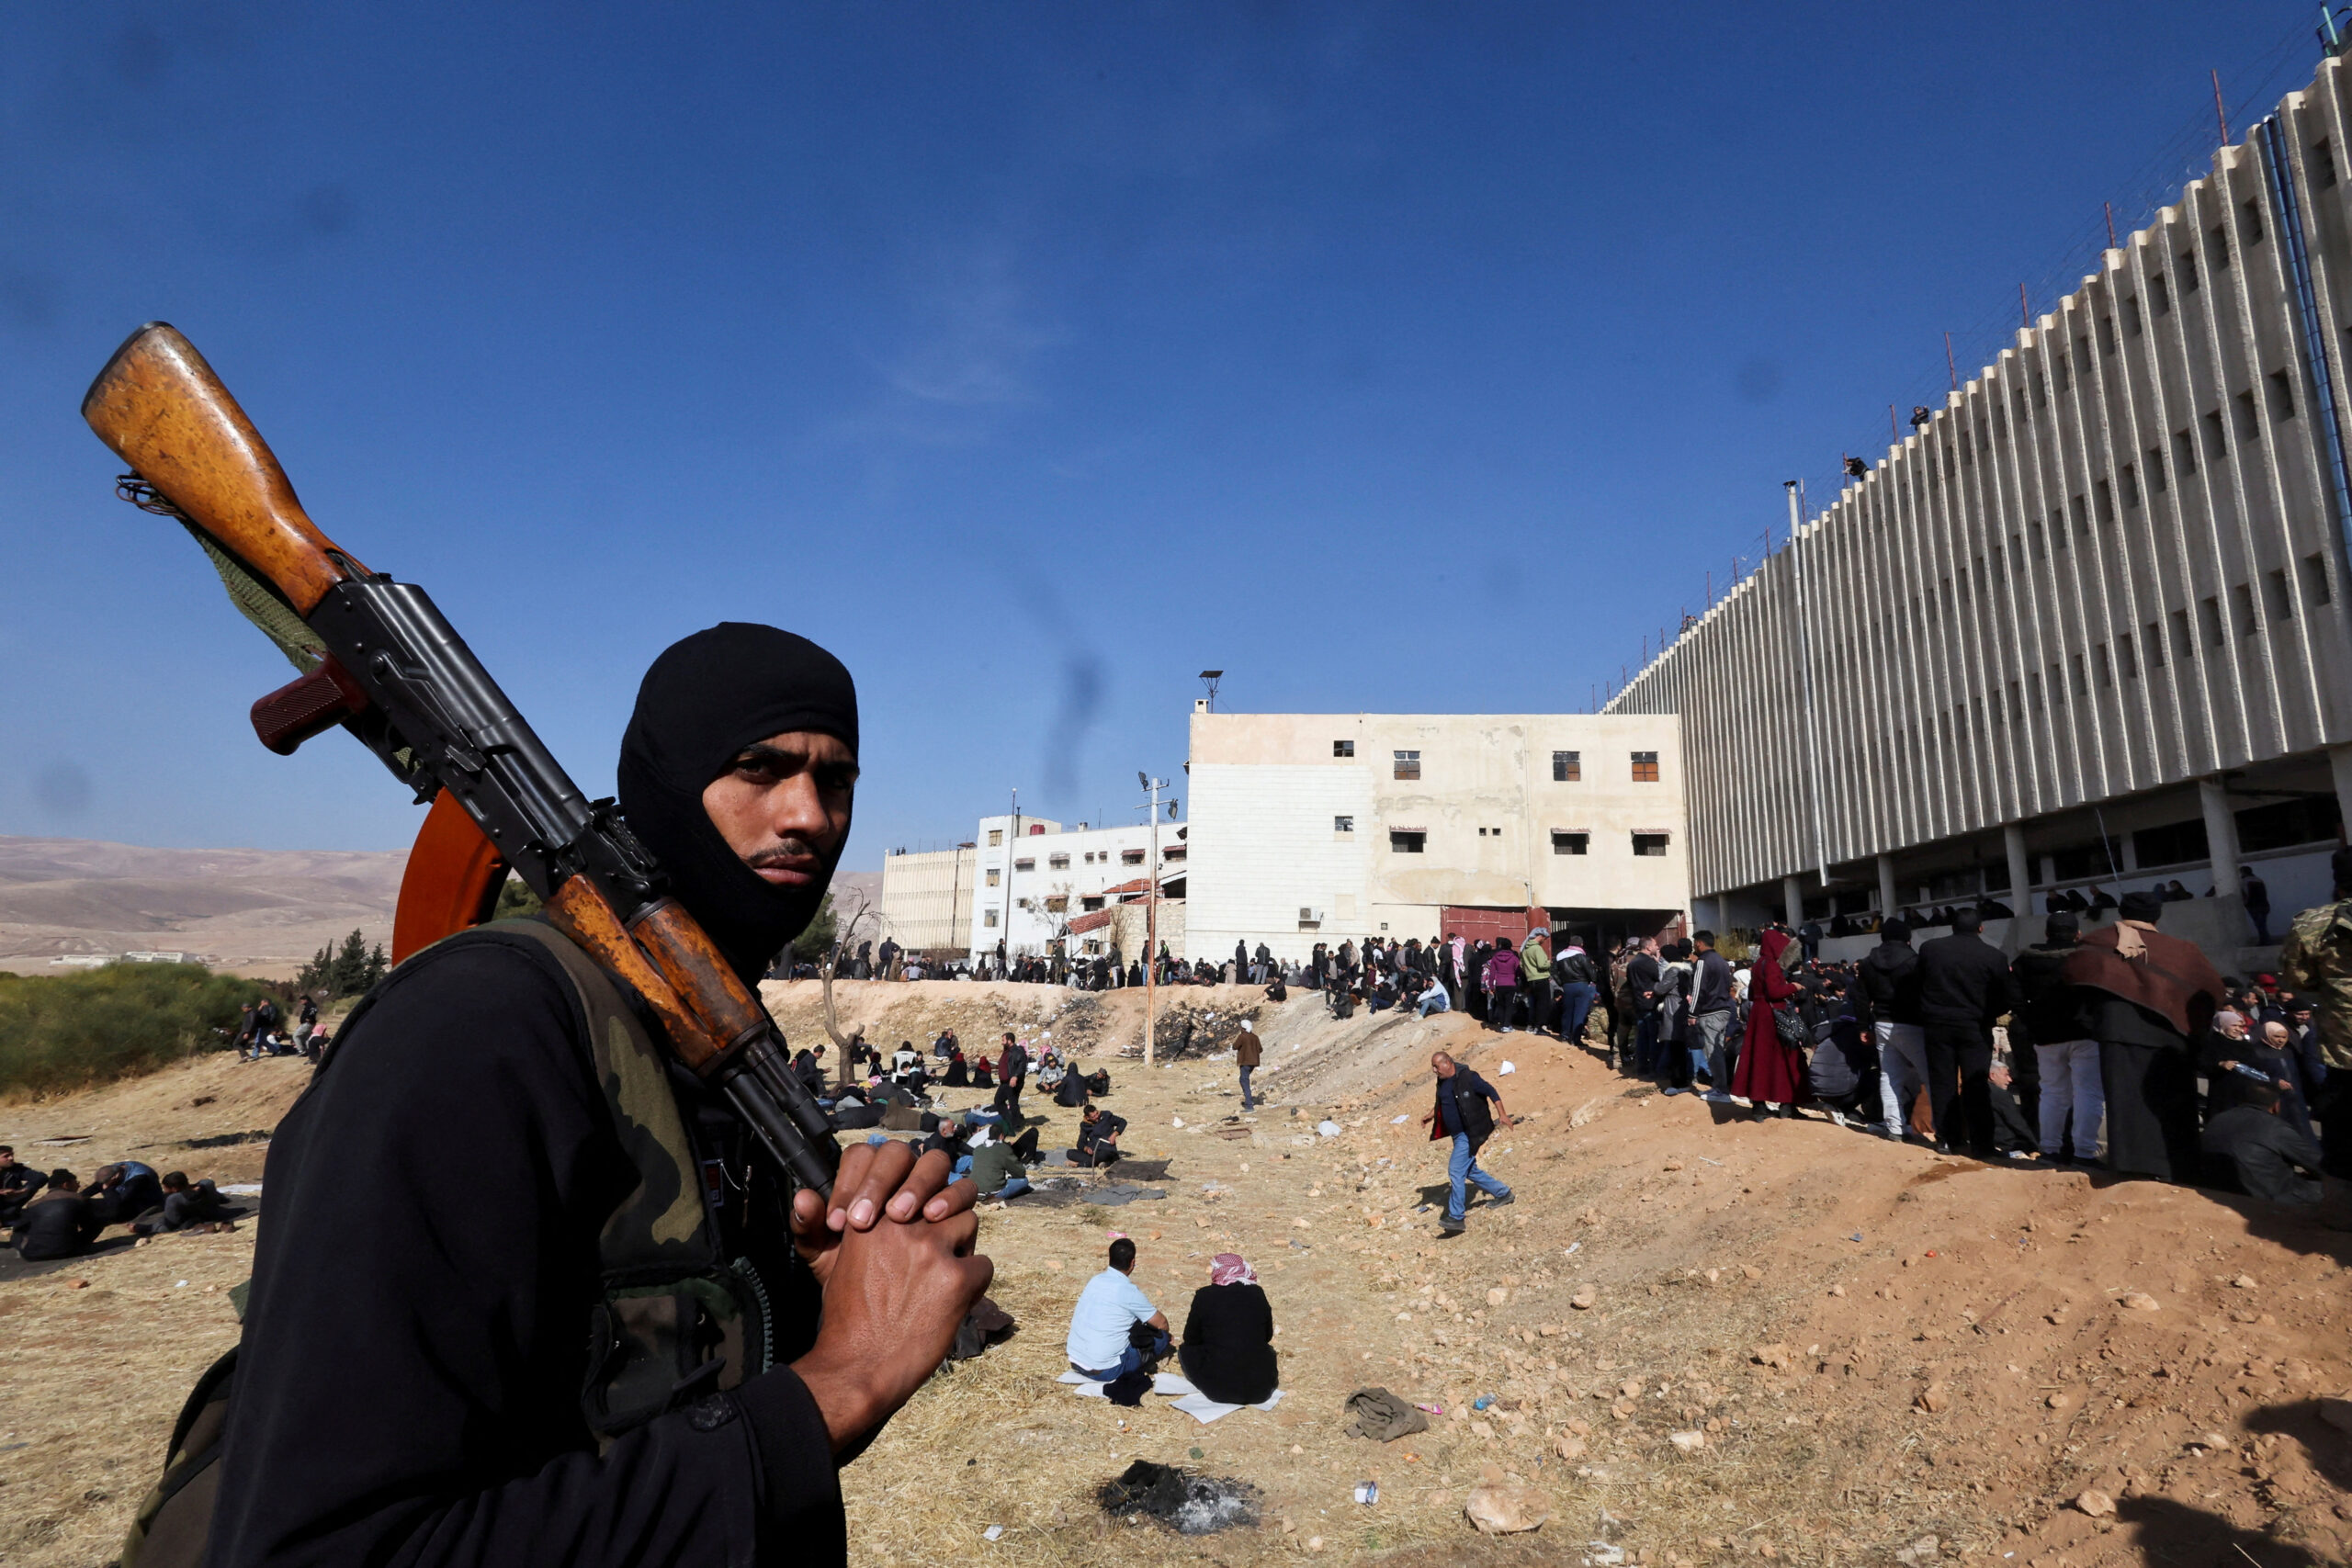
[4,1147,237,1261]
[1570,867,2345,1209]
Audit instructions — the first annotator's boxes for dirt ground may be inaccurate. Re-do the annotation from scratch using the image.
[3,984,2347,1568]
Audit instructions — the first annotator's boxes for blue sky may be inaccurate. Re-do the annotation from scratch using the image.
[0,3,2317,868]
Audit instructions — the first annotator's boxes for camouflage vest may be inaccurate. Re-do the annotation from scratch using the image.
[2280,897,2352,1071]
[121,919,772,1567]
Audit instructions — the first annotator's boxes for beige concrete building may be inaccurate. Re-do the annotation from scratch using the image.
[1185,712,1689,962]
[876,843,977,956]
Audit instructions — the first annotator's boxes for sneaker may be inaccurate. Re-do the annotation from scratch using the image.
[1826,1109,1849,1128]
[1702,1091,1733,1105]
[1438,1219,1466,1235]
[1486,1191,1516,1209]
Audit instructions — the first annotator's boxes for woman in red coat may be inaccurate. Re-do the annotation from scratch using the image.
[1732,927,1804,1119]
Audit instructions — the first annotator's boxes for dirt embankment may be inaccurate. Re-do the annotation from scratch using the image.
[2,983,2346,1568]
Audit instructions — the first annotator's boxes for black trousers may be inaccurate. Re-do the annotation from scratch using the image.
[991,1078,1024,1122]
[1922,1022,1995,1154]
[2100,1039,2199,1182]
[1521,979,1555,1034]
[2314,1072,2352,1179]
[1487,985,1516,1029]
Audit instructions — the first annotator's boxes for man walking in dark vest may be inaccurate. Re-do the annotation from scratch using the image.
[1420,1051,1513,1236]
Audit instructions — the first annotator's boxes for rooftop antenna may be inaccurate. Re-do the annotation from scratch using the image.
[2105,200,2118,250]
[1197,670,1223,712]
[2019,282,2031,329]
[1945,331,1959,392]
[2213,68,2230,147]
[1888,403,1899,443]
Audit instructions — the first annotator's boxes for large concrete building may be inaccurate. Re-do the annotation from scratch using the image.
[963,813,1185,962]
[1186,712,1689,962]
[1606,52,2352,964]
[875,843,976,955]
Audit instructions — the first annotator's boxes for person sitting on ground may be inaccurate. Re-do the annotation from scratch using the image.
[791,1043,828,1100]
[1081,1066,1112,1097]
[2206,1017,2316,1140]
[921,1117,970,1166]
[135,1171,234,1235]
[969,1052,995,1089]
[85,1161,164,1228]
[2200,1079,2327,1205]
[942,1047,969,1088]
[1415,975,1452,1017]
[1053,1058,1091,1109]
[1177,1252,1278,1406]
[888,1041,924,1088]
[1071,1104,1126,1168]
[13,1170,100,1260]
[967,1133,1033,1201]
[1264,972,1287,1003]
[0,1145,47,1226]
[1983,1062,2041,1157]
[1066,1237,1170,1382]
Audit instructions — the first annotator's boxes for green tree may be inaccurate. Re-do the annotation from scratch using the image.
[0,962,266,1096]
[362,942,389,990]
[789,893,837,964]
[493,874,543,920]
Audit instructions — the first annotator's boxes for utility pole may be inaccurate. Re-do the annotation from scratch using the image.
[1136,773,1169,1067]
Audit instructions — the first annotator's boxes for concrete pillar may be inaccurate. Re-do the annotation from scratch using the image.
[2332,745,2352,838]
[1877,854,1899,918]
[2199,776,2241,897]
[2003,824,2033,916]
[1781,874,1805,927]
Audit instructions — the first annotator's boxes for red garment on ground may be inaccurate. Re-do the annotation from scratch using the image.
[1732,929,1804,1107]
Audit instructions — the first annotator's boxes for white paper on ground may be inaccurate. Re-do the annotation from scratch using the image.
[1498,1061,1516,1074]
[222,1183,264,1195]
[1150,1372,1198,1396]
[1169,1388,1285,1424]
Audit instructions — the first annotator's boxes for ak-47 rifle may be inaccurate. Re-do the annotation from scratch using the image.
[83,321,841,1197]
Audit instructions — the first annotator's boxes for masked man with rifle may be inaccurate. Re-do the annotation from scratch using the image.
[175,622,989,1566]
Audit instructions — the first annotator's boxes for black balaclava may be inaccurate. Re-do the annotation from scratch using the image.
[617,623,859,987]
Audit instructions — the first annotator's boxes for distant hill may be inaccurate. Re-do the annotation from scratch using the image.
[0,835,890,977]
[0,835,408,976]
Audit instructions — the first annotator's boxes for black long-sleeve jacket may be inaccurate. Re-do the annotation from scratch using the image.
[208,938,842,1567]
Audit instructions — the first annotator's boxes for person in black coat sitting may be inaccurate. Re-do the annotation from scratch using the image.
[1071,1105,1125,1168]
[12,1170,100,1260]
[1177,1253,1278,1405]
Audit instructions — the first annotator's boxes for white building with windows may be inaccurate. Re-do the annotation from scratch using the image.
[965,813,1186,962]
[1184,712,1689,963]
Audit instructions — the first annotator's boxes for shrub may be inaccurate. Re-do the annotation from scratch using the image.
[0,962,266,1098]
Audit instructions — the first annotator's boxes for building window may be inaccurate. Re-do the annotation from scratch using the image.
[2302,552,2333,606]
[1081,896,1103,912]
[1551,831,1589,855]
[985,868,1001,886]
[2233,581,2259,636]
[1045,896,1068,913]
[1552,750,1580,782]
[1389,830,1426,853]
[1048,853,1069,870]
[1333,739,1355,757]
[1631,751,1660,783]
[1632,832,1670,857]
[1013,857,1035,873]
[984,909,1000,928]
[2318,138,2340,187]
[1392,750,1420,781]
[987,829,1003,847]
[1161,844,1186,861]
[2268,369,2297,421]
[1333,815,1354,833]
[2199,596,2225,648]
[1121,849,1145,864]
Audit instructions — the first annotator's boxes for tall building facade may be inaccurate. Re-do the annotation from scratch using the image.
[1606,52,2352,959]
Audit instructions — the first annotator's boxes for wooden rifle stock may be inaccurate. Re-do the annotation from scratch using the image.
[82,322,364,613]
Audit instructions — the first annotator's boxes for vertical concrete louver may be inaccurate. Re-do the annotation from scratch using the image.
[1605,54,2352,903]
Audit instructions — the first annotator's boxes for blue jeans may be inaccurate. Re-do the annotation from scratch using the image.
[1238,1064,1255,1110]
[995,1176,1032,1201]
[951,1155,973,1179]
[1075,1327,1170,1382]
[1559,982,1598,1043]
[1445,1133,1510,1224]
[1417,989,1451,1018]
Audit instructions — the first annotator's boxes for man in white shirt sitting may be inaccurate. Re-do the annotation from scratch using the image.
[1066,1237,1170,1381]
